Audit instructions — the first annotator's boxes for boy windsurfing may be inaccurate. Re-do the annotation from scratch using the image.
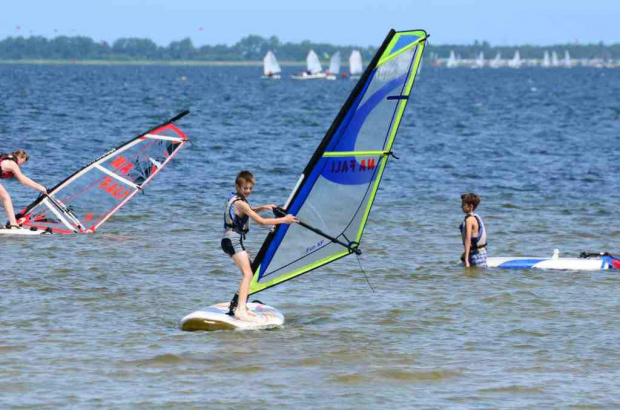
[222,170,298,322]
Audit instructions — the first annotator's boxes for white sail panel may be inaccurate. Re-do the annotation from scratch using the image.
[349,50,363,76]
[263,51,281,76]
[306,50,323,74]
[328,51,341,75]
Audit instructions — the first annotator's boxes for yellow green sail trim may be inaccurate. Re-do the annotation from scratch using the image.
[322,150,390,158]
[377,30,427,67]
[355,40,426,242]
[355,156,389,242]
[249,250,350,294]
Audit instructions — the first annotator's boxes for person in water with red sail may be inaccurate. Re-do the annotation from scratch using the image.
[222,170,298,322]
[0,150,47,228]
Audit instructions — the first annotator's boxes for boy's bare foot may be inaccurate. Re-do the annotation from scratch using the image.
[234,309,265,323]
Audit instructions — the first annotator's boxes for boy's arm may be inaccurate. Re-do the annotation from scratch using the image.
[6,163,46,194]
[251,203,276,213]
[237,201,297,226]
[463,219,474,267]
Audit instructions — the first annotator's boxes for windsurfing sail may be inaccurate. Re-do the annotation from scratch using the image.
[328,51,341,75]
[306,50,323,74]
[263,51,281,76]
[349,50,363,77]
[16,111,190,234]
[249,29,427,294]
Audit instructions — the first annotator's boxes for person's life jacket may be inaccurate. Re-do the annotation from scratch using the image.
[0,153,17,179]
[459,213,487,251]
[224,193,250,235]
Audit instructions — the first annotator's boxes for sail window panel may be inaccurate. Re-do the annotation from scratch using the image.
[51,167,137,230]
[259,156,382,280]
[327,48,415,154]
[98,137,181,186]
[259,239,348,283]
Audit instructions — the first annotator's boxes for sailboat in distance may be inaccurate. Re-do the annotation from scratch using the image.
[326,51,341,80]
[291,50,327,80]
[7,111,190,235]
[179,29,428,331]
[262,50,281,79]
[349,49,363,79]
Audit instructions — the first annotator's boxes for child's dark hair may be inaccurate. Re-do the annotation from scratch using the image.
[235,170,255,186]
[461,193,481,210]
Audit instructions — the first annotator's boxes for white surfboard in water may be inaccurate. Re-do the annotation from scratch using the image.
[178,302,284,331]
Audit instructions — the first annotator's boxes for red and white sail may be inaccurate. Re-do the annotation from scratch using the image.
[16,111,189,234]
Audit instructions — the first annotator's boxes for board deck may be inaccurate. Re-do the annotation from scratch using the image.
[178,302,285,331]
[0,227,49,236]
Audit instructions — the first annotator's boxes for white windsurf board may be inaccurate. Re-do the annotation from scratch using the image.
[178,302,284,331]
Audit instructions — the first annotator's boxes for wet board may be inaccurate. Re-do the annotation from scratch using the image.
[0,227,49,236]
[178,302,284,331]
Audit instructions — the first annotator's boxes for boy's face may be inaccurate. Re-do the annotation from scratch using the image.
[17,157,26,166]
[461,202,473,213]
[237,182,254,198]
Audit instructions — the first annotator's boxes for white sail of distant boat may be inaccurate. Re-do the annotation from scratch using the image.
[349,50,363,79]
[508,50,522,68]
[446,50,458,68]
[262,50,281,79]
[490,52,502,68]
[474,52,484,68]
[563,50,572,68]
[292,49,327,80]
[551,51,560,67]
[542,51,551,68]
[326,51,341,80]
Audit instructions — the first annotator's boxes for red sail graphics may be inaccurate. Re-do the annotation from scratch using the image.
[17,116,188,234]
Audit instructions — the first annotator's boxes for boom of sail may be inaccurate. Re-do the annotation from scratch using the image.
[16,111,190,234]
[249,29,427,294]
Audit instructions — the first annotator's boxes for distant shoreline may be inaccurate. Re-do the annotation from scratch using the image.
[0,59,311,66]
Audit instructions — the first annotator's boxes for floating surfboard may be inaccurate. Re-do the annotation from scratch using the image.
[487,251,620,271]
[0,226,50,236]
[178,302,284,331]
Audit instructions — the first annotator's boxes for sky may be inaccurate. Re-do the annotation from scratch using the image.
[0,0,618,47]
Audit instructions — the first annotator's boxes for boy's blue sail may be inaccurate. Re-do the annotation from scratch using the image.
[249,29,427,294]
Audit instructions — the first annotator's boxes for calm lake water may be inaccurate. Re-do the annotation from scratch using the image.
[1,63,620,408]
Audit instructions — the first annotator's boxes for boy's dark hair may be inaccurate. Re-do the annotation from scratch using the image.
[235,170,255,186]
[461,193,481,210]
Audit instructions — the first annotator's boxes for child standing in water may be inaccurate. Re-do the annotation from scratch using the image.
[459,193,487,267]
[222,170,298,322]
[0,150,47,228]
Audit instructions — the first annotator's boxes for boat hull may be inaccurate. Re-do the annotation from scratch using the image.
[291,72,327,80]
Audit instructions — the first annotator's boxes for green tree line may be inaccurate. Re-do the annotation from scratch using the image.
[0,35,618,61]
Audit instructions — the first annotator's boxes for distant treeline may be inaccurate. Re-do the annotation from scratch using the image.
[0,35,618,61]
